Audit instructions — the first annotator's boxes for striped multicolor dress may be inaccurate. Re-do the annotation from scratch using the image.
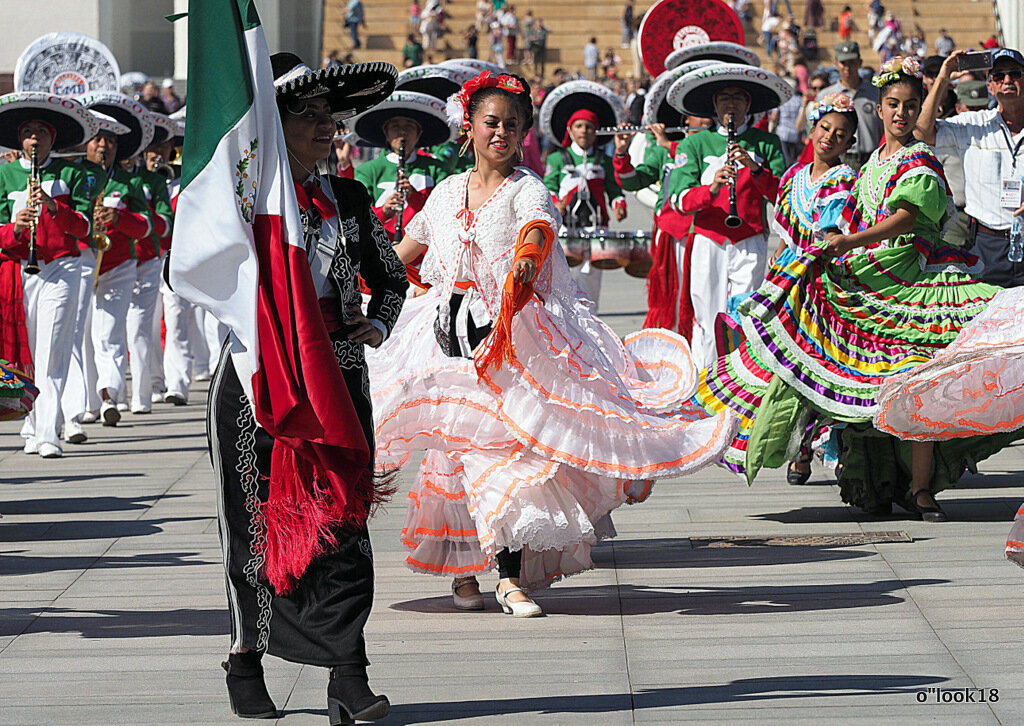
[702,141,1019,510]
[0,359,36,422]
[695,162,855,476]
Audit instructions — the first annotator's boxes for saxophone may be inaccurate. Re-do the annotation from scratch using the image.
[91,152,112,289]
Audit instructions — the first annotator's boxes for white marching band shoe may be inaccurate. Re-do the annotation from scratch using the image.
[495,585,543,618]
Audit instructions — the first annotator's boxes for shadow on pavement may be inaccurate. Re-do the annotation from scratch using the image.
[392,579,946,617]
[0,606,229,638]
[364,673,948,723]
[1,473,146,486]
[758,495,1021,524]
[0,550,212,576]
[0,494,185,515]
[0,516,208,542]
[600,537,877,568]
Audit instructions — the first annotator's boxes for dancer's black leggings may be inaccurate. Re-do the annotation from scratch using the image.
[496,548,522,579]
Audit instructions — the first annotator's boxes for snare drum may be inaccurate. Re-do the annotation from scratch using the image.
[559,229,587,267]
[624,230,653,278]
[589,229,630,269]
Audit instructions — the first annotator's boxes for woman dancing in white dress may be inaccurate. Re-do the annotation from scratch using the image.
[367,72,738,616]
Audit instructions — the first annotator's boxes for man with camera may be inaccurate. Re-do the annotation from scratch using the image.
[919,48,1024,287]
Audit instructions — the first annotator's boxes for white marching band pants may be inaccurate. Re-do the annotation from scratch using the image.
[193,308,228,377]
[126,257,162,411]
[92,259,136,402]
[21,256,82,448]
[150,281,164,393]
[688,232,768,371]
[61,248,97,425]
[161,282,194,401]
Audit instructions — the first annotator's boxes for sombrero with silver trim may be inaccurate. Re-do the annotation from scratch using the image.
[539,80,626,148]
[148,112,178,147]
[636,0,745,76]
[643,60,717,128]
[348,90,453,149]
[76,91,154,161]
[665,41,760,71]
[667,63,793,117]
[88,110,130,137]
[439,58,506,76]
[271,52,397,121]
[396,64,475,102]
[0,92,98,150]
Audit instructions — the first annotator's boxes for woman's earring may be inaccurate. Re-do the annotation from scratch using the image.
[459,135,473,157]
[516,142,524,162]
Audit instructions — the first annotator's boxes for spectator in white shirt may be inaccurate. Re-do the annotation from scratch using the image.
[583,38,599,81]
[935,29,955,57]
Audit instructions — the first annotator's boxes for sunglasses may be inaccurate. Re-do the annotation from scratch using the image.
[990,69,1023,82]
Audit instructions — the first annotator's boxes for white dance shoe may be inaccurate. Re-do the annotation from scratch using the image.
[38,443,62,459]
[495,586,543,618]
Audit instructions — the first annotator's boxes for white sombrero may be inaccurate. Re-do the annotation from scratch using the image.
[667,63,793,118]
[88,110,130,137]
[148,112,179,147]
[396,64,474,102]
[76,91,155,161]
[664,41,760,71]
[439,58,507,76]
[538,80,625,148]
[0,92,98,150]
[271,52,397,121]
[642,60,718,128]
[348,90,453,149]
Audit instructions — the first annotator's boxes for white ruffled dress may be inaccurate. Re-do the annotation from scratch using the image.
[367,168,737,588]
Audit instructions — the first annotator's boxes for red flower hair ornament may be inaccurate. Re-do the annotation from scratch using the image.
[446,72,526,131]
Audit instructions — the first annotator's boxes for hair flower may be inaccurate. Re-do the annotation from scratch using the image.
[808,92,855,124]
[872,55,924,87]
[445,71,526,131]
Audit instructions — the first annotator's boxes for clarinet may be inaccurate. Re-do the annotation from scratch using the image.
[394,138,407,240]
[724,114,742,229]
[25,146,41,275]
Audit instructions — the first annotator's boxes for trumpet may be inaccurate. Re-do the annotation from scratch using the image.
[394,138,407,241]
[92,152,112,290]
[149,155,176,181]
[25,146,41,275]
[723,113,742,229]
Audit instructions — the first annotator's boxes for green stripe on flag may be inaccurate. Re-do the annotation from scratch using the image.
[180,0,260,189]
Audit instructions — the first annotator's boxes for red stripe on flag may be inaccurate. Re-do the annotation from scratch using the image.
[250,213,375,594]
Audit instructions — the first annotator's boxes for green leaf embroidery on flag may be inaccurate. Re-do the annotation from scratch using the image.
[234,139,258,223]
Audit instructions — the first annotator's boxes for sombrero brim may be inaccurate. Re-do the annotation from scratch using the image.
[349,91,453,148]
[439,58,507,76]
[77,91,154,161]
[275,62,398,121]
[539,80,625,147]
[88,111,130,137]
[396,66,472,102]
[149,114,178,146]
[667,64,793,118]
[642,60,717,127]
[664,42,761,70]
[0,92,97,150]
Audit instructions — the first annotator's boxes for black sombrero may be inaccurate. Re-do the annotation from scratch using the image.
[271,52,397,121]
[76,91,154,161]
[667,63,793,118]
[0,92,98,150]
[538,80,625,148]
[396,64,474,102]
[643,60,717,128]
[348,90,453,149]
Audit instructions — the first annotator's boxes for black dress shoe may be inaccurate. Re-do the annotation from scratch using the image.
[786,460,812,485]
[903,489,948,523]
[222,651,277,719]
[327,667,390,725]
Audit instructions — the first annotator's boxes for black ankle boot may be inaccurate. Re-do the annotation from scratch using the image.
[222,651,277,719]
[327,666,389,725]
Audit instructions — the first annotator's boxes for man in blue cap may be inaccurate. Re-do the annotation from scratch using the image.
[920,48,1024,287]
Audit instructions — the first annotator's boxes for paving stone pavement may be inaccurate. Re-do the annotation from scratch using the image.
[1,270,1023,725]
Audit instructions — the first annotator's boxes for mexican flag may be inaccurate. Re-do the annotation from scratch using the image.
[169,0,373,594]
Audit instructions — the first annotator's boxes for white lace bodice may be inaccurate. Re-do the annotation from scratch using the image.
[404,168,567,320]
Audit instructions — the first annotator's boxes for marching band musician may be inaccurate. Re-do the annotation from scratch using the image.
[76,92,155,427]
[125,112,175,415]
[59,110,132,444]
[350,91,452,244]
[539,80,628,310]
[660,64,791,369]
[0,92,96,458]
